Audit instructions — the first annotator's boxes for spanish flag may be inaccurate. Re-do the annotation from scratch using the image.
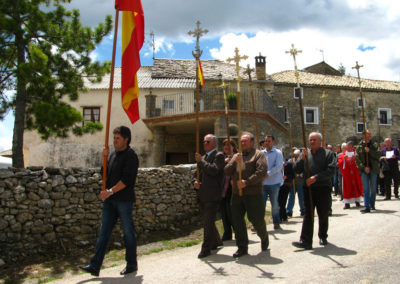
[198,59,205,86]
[115,0,144,124]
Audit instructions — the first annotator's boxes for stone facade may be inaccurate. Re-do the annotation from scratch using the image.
[272,84,400,148]
[0,165,199,263]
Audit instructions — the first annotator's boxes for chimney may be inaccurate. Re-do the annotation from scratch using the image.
[255,53,266,80]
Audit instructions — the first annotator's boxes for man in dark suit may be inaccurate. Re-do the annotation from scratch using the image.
[194,134,225,258]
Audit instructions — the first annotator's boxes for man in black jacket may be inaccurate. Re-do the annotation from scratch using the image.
[80,126,139,276]
[194,134,225,258]
[292,132,335,250]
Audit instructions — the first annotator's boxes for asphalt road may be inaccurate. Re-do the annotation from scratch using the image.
[52,194,400,284]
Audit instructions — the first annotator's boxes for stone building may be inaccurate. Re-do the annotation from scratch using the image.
[22,57,400,167]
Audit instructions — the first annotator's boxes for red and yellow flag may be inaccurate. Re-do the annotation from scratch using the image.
[115,0,144,124]
[198,59,205,86]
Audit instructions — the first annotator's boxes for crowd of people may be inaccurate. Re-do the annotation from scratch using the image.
[80,126,399,277]
[194,130,400,258]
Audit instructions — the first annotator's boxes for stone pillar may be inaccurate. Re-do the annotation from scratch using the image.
[145,89,156,118]
[153,127,166,166]
[255,53,266,80]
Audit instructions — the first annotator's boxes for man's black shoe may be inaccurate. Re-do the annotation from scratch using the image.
[261,236,269,251]
[319,238,328,246]
[292,241,312,250]
[371,206,376,210]
[274,224,282,230]
[80,265,99,277]
[343,203,350,209]
[360,208,370,213]
[287,212,293,217]
[198,250,211,258]
[233,248,248,258]
[120,265,138,275]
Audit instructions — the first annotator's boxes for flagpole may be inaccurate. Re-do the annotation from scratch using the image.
[227,47,248,196]
[188,21,208,181]
[102,8,119,191]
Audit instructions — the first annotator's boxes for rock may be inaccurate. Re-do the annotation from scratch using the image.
[0,219,8,230]
[16,212,33,223]
[38,199,54,208]
[157,203,167,211]
[27,166,44,171]
[0,259,5,266]
[83,192,97,202]
[28,192,40,201]
[51,175,64,187]
[65,175,78,184]
[53,208,66,216]
[0,170,14,179]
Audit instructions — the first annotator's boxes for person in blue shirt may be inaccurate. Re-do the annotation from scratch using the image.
[262,135,284,230]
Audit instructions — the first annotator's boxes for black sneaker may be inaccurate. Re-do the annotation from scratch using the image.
[360,208,370,213]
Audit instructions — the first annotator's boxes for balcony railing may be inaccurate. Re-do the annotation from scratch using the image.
[145,86,285,124]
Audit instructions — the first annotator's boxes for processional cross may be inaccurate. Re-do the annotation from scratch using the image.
[286,43,313,218]
[244,64,260,149]
[352,61,368,165]
[217,77,231,143]
[188,21,208,181]
[227,47,248,196]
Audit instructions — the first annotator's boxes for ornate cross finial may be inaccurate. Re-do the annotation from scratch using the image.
[217,78,230,90]
[352,61,364,87]
[227,47,248,81]
[244,64,254,82]
[188,21,208,59]
[286,43,302,87]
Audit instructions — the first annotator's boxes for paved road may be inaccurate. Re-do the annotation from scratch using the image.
[52,195,400,283]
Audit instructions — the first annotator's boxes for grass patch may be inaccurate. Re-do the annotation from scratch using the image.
[38,275,63,283]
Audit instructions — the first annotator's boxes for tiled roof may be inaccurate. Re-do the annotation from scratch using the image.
[84,58,271,90]
[271,70,400,92]
[84,59,400,92]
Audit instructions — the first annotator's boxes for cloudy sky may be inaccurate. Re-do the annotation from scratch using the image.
[1,0,399,160]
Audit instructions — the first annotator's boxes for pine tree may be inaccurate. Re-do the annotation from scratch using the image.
[0,0,113,167]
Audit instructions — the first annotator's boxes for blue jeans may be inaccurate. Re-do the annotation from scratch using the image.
[263,184,281,224]
[286,183,305,214]
[361,172,377,209]
[90,199,137,270]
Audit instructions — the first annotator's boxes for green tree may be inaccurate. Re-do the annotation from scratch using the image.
[338,63,346,75]
[0,0,112,167]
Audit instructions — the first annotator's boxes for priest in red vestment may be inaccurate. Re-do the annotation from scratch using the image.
[338,141,364,209]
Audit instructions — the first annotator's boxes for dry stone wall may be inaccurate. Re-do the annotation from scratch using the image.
[0,165,200,263]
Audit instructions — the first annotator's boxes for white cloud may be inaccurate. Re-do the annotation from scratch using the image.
[209,30,400,81]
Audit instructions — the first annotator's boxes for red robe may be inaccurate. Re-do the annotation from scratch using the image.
[338,151,363,201]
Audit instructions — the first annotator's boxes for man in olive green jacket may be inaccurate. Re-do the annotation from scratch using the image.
[355,130,380,213]
[224,132,269,258]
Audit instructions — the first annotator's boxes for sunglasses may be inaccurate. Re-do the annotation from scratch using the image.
[203,140,212,144]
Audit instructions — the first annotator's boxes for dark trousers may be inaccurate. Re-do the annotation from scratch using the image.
[384,168,399,198]
[377,176,385,195]
[220,188,233,239]
[300,186,330,245]
[200,201,221,252]
[231,193,268,249]
[90,199,137,270]
[278,185,290,221]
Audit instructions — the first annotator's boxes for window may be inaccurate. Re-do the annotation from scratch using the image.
[357,98,366,108]
[378,108,392,125]
[162,99,174,109]
[284,107,289,123]
[293,87,304,99]
[356,122,367,134]
[83,107,100,125]
[304,107,318,124]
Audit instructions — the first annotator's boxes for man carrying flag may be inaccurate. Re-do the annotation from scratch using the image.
[80,0,144,277]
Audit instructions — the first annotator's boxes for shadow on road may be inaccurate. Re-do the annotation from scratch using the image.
[77,273,144,284]
[310,243,357,268]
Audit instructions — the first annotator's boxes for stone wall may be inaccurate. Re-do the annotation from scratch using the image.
[0,165,200,263]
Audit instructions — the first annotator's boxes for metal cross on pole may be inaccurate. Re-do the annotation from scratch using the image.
[286,43,313,218]
[227,47,248,196]
[188,21,208,181]
[244,64,260,149]
[353,61,368,165]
